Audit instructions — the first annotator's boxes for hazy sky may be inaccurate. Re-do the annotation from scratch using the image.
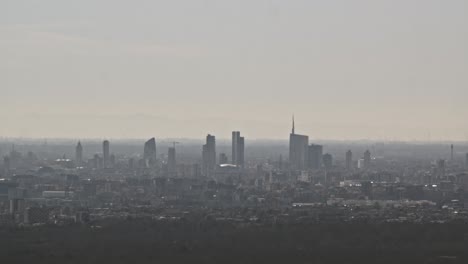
[1,0,467,140]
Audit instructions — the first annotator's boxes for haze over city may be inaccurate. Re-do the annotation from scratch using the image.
[2,0,467,140]
[2,1,468,264]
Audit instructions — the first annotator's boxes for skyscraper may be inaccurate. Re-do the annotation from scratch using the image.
[103,140,110,168]
[93,154,101,169]
[308,144,323,170]
[202,134,216,177]
[289,117,309,171]
[232,131,245,167]
[168,147,176,177]
[238,137,245,167]
[451,144,454,162]
[437,159,446,179]
[3,156,10,176]
[75,141,83,166]
[346,150,353,170]
[143,137,157,167]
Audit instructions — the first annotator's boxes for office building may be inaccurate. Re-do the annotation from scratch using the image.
[168,147,176,176]
[451,144,454,162]
[75,141,83,166]
[9,198,24,214]
[202,134,216,177]
[3,156,10,176]
[103,140,110,168]
[232,131,245,167]
[289,117,309,171]
[323,153,333,170]
[358,158,365,169]
[93,154,101,169]
[437,159,446,179]
[143,138,157,167]
[308,144,323,170]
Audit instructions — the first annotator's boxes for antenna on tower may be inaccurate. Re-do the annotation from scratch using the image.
[292,115,295,134]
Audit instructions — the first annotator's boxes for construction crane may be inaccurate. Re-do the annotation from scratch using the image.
[170,141,180,149]
[160,140,180,149]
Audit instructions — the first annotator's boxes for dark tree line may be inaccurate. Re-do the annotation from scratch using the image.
[2,219,467,264]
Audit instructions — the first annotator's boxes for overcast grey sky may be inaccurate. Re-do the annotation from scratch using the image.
[1,0,467,140]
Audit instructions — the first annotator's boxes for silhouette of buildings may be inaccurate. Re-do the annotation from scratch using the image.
[202,134,216,177]
[289,117,309,171]
[3,156,10,176]
[75,141,83,167]
[168,147,176,176]
[92,154,101,169]
[437,159,446,179]
[451,144,454,162]
[103,140,110,168]
[143,138,157,167]
[308,144,323,170]
[232,131,245,167]
[323,153,333,170]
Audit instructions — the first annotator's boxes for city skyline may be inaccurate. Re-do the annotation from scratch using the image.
[2,1,468,263]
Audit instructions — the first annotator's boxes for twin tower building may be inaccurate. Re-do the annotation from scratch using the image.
[202,132,245,177]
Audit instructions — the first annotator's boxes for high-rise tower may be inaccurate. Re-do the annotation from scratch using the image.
[167,147,176,177]
[232,131,245,167]
[289,117,309,171]
[308,144,323,170]
[75,141,83,166]
[143,138,157,167]
[202,134,216,177]
[451,144,454,162]
[103,140,110,168]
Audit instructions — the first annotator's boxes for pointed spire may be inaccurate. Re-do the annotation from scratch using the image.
[292,115,295,134]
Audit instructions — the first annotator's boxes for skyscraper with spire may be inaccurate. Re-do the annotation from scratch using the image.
[292,115,295,134]
[289,116,309,171]
[451,144,454,162]
[75,141,83,166]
